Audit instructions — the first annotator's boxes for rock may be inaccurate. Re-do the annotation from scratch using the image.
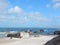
[45,36,60,45]
[54,31,60,35]
[7,33,21,38]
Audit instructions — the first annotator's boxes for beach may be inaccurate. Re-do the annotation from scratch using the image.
[0,35,57,45]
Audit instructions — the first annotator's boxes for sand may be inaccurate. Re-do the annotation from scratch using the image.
[0,35,57,45]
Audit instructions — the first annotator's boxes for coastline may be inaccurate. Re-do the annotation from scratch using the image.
[0,35,57,45]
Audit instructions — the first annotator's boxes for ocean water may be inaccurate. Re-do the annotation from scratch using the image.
[0,34,6,38]
[0,28,60,38]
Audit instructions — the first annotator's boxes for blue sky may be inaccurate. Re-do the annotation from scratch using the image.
[0,0,60,28]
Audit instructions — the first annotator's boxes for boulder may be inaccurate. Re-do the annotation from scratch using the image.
[54,31,60,35]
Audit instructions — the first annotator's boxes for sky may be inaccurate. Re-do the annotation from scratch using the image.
[0,0,60,28]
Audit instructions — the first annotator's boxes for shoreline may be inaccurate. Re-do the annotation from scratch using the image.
[0,35,57,45]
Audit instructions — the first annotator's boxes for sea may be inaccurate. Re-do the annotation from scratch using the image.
[0,28,60,38]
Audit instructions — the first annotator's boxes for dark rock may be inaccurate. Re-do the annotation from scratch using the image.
[54,31,60,35]
[44,36,60,45]
[40,29,44,32]
[7,33,21,38]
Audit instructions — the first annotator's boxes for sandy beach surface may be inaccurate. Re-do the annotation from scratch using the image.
[0,35,57,45]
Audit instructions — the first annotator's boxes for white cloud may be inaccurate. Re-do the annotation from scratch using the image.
[0,0,9,12]
[27,12,49,22]
[0,0,50,27]
[55,16,60,18]
[0,6,50,23]
[8,6,23,14]
[46,0,60,9]
[53,3,60,9]
[52,0,60,2]
[7,6,49,22]
[52,0,60,9]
